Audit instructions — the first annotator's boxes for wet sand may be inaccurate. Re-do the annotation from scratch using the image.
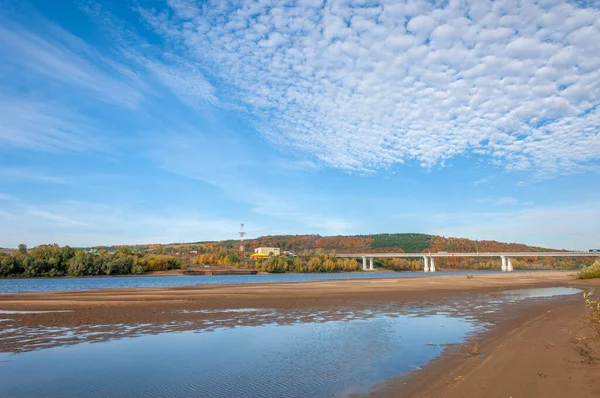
[2,271,600,396]
[371,291,600,398]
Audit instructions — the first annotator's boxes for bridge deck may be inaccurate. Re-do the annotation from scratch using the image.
[336,252,600,258]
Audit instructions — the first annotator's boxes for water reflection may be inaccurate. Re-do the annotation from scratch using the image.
[498,287,581,299]
[0,313,480,398]
[0,287,582,398]
[0,304,471,353]
[0,287,582,354]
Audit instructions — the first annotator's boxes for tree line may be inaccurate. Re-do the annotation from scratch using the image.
[0,244,180,278]
[255,253,360,273]
[2,236,593,278]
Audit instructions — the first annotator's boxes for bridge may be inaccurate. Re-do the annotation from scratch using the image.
[335,252,600,272]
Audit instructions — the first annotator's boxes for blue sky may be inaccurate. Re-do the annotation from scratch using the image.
[0,0,599,249]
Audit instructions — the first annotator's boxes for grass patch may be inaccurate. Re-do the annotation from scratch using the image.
[579,259,600,279]
[574,289,600,364]
[466,274,474,279]
[584,290,600,338]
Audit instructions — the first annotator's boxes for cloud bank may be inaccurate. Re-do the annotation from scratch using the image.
[141,0,600,174]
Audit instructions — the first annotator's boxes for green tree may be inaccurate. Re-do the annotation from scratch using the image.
[18,244,27,254]
[68,250,92,276]
[102,256,134,275]
[22,257,43,277]
[307,257,322,272]
[292,257,306,272]
[0,254,17,277]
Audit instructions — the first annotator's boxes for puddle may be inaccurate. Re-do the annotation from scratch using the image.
[499,287,581,300]
[176,308,273,314]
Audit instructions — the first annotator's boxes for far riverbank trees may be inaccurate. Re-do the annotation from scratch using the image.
[0,245,180,278]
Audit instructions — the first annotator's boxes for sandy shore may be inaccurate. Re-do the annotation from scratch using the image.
[371,291,600,398]
[2,271,600,396]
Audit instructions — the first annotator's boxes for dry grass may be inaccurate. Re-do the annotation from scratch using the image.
[579,259,600,279]
[466,274,474,279]
[460,342,480,357]
[574,290,600,363]
[583,290,600,338]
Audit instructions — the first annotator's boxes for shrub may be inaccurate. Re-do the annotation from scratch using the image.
[257,256,288,273]
[140,255,180,272]
[131,262,144,275]
[67,250,92,276]
[102,257,134,275]
[579,259,600,279]
[0,254,18,277]
[583,290,600,338]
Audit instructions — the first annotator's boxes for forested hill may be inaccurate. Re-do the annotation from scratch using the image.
[0,233,583,279]
[214,233,553,254]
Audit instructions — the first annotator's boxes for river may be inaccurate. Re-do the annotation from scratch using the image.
[0,287,580,397]
[0,270,529,293]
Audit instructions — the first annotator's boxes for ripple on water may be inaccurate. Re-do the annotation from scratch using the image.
[0,286,581,398]
[0,311,484,398]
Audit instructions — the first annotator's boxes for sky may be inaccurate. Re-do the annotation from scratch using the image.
[0,0,599,250]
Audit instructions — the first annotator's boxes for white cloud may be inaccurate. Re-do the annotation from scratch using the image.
[25,207,91,227]
[0,99,101,151]
[477,197,520,206]
[144,126,353,236]
[0,168,71,184]
[493,197,519,206]
[137,0,600,176]
[0,196,241,247]
[0,9,219,152]
[0,21,143,109]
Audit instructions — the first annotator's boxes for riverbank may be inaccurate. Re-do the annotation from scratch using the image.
[0,271,587,310]
[2,271,600,396]
[371,290,600,397]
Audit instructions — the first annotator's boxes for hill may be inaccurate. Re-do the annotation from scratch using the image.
[2,234,592,278]
[238,233,552,254]
[123,233,580,271]
[88,233,558,258]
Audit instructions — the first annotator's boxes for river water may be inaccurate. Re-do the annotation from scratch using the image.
[0,287,580,398]
[0,270,530,294]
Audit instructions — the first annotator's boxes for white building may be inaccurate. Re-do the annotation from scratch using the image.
[254,247,281,256]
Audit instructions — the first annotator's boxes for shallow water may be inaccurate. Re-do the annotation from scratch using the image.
[0,270,535,293]
[499,287,581,299]
[0,310,481,398]
[0,287,580,398]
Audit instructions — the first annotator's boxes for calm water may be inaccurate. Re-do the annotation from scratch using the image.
[0,287,580,398]
[0,309,481,398]
[0,270,525,294]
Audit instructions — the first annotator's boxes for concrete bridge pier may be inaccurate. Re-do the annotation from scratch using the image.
[501,256,507,272]
[362,257,367,271]
[507,257,514,272]
[423,256,430,272]
[430,257,436,272]
[369,257,374,271]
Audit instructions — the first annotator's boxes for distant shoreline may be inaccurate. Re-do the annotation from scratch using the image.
[0,267,570,281]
